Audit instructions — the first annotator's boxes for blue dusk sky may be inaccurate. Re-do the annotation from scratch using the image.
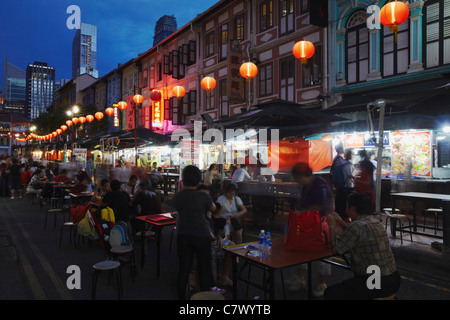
[0,0,217,89]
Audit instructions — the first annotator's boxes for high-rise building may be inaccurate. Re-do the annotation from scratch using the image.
[26,62,55,120]
[153,15,177,46]
[72,23,98,79]
[3,56,26,102]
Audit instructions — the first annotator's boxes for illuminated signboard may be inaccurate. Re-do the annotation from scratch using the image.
[152,91,163,128]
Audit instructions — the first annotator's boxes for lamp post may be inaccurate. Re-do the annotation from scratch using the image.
[133,94,144,167]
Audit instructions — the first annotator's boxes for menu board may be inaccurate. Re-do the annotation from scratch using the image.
[391,131,431,177]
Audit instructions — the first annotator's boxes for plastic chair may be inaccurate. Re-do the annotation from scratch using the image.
[91,260,123,300]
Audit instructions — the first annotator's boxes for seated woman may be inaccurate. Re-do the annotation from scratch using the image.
[71,171,94,193]
[216,184,247,244]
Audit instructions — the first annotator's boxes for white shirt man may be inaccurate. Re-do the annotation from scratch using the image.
[231,165,251,186]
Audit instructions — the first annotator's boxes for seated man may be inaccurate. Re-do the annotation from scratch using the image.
[325,192,401,300]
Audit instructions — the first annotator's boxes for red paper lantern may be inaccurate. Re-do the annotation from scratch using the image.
[150,91,162,102]
[61,125,68,131]
[117,101,127,111]
[66,120,73,127]
[95,112,104,120]
[105,107,114,116]
[86,115,94,123]
[78,116,86,124]
[72,117,79,125]
[52,131,56,138]
[379,1,410,42]
[293,40,315,64]
[172,86,185,100]
[133,94,144,104]
[201,76,216,93]
[240,62,258,82]
[56,129,62,135]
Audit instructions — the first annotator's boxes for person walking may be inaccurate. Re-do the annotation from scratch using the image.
[288,162,334,297]
[173,165,216,300]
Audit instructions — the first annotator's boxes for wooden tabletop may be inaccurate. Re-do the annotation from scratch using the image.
[223,237,334,270]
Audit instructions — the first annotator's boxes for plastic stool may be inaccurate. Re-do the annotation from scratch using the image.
[45,209,64,230]
[91,261,123,300]
[383,209,413,245]
[59,221,78,248]
[423,208,443,235]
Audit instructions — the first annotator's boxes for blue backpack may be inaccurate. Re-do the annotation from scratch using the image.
[109,221,133,248]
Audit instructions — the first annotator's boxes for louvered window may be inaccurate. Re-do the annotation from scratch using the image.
[424,0,450,67]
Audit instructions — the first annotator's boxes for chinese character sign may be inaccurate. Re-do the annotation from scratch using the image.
[126,96,136,130]
[152,100,163,129]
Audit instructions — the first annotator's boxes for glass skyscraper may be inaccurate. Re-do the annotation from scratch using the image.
[26,62,55,120]
[72,23,98,79]
[3,56,26,102]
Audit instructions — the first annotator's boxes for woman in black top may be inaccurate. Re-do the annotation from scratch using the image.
[173,165,216,300]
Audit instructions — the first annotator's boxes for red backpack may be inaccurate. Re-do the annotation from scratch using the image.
[284,210,330,252]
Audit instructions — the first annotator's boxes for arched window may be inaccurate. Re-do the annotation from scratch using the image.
[345,11,369,83]
[423,0,450,68]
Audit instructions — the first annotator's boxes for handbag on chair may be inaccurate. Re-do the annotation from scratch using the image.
[284,210,330,252]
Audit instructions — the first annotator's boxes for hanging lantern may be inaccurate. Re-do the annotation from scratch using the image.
[379,1,410,43]
[52,131,56,138]
[105,107,115,117]
[240,62,258,82]
[201,76,216,93]
[117,101,127,111]
[293,40,315,64]
[61,125,68,131]
[66,120,73,127]
[95,112,104,120]
[56,129,62,135]
[150,90,162,102]
[133,94,144,104]
[72,117,79,125]
[79,116,86,124]
[172,86,185,100]
[86,115,95,123]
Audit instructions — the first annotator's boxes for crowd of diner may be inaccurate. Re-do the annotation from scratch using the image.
[0,149,402,300]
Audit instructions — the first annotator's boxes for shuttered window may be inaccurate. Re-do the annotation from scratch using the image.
[346,16,369,84]
[424,0,450,67]
[382,16,409,77]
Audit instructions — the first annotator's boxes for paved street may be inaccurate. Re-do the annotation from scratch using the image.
[1,195,450,303]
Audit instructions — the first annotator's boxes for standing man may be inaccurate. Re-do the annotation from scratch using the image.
[330,144,354,222]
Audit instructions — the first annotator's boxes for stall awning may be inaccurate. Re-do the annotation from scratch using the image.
[326,77,450,115]
[214,99,346,129]
[325,113,450,133]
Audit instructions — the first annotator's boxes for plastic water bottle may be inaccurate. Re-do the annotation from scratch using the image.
[258,230,267,257]
[266,232,272,256]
